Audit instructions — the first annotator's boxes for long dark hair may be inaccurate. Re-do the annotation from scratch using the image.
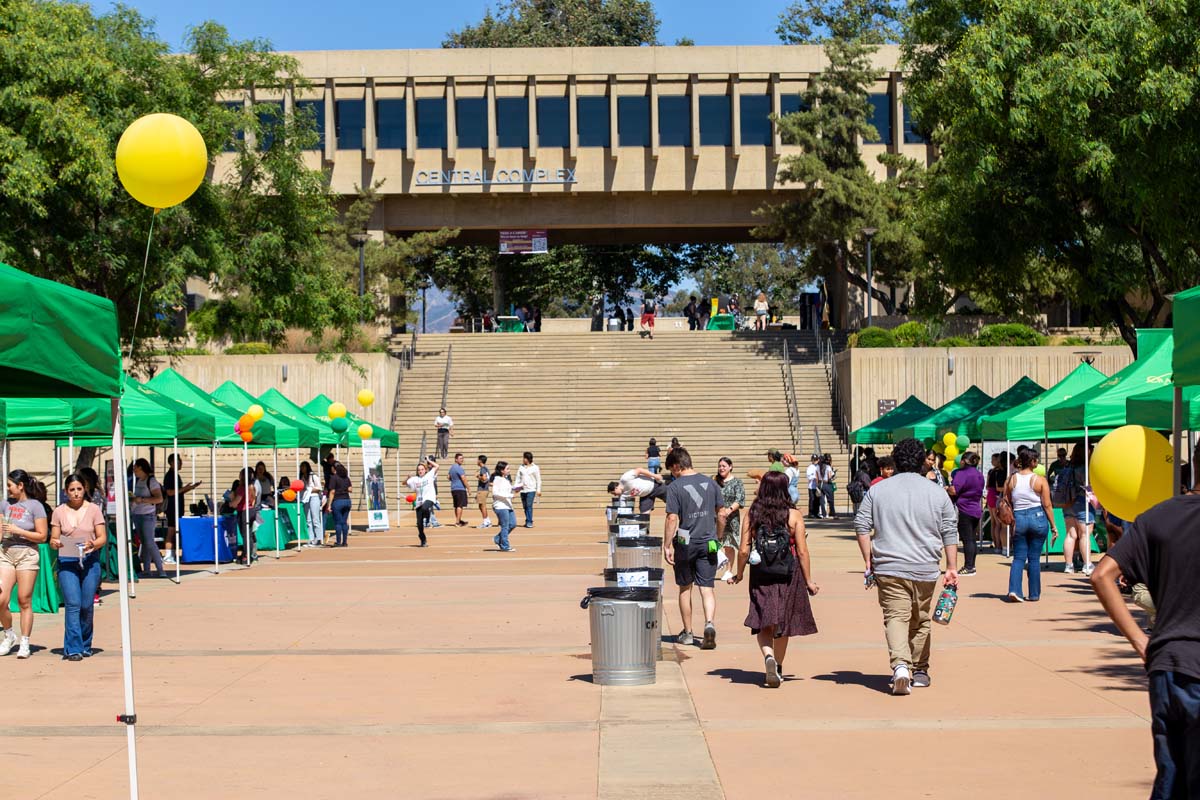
[748,472,792,535]
[714,457,733,487]
[7,469,36,498]
[299,461,313,481]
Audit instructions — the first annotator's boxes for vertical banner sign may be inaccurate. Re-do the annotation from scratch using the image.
[361,439,389,530]
[499,230,548,255]
[104,459,117,515]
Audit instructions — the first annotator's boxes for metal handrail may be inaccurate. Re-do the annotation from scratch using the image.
[821,336,850,445]
[418,430,428,461]
[440,344,453,409]
[781,339,802,453]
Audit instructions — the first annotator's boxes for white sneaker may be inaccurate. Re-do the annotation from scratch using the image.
[478,520,492,528]
[16,638,31,659]
[891,664,912,695]
[163,554,177,565]
[1082,563,1095,577]
[0,629,16,656]
[1063,564,1076,574]
[720,570,735,584]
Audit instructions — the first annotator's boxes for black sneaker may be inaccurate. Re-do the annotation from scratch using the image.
[912,670,931,688]
[701,623,717,650]
[959,567,977,577]
[65,653,83,662]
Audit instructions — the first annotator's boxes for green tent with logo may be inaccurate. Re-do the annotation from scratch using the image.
[849,396,933,445]
[147,369,277,447]
[63,376,233,446]
[1172,285,1200,387]
[978,363,1108,442]
[258,388,342,446]
[953,377,1045,440]
[211,381,320,449]
[303,393,399,448]
[1125,384,1200,431]
[890,385,993,443]
[1043,329,1173,437]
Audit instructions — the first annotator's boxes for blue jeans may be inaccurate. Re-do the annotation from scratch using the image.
[1066,495,1095,524]
[331,498,351,545]
[495,508,516,550]
[1008,508,1049,599]
[133,513,163,575]
[305,496,324,544]
[647,458,661,474]
[521,492,536,526]
[57,554,101,656]
[1150,671,1200,799]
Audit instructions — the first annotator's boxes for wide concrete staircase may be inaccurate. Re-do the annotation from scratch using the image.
[389,329,847,509]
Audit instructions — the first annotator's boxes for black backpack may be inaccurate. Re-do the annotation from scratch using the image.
[1051,466,1077,508]
[754,524,795,579]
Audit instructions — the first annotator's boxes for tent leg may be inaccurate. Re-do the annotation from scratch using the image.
[211,444,219,576]
[1173,387,1183,496]
[119,453,136,600]
[68,434,75,477]
[1190,431,1196,489]
[54,443,61,505]
[295,448,303,548]
[109,399,141,800]
[173,438,181,585]
[1004,441,1011,559]
[2,438,8,483]
[243,444,250,567]
[273,448,280,558]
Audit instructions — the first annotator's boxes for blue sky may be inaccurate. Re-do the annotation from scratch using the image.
[97,0,788,52]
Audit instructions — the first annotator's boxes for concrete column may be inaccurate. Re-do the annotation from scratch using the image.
[731,75,741,159]
[405,78,415,162]
[446,77,457,162]
[770,73,781,160]
[323,79,336,163]
[650,75,659,160]
[528,76,538,154]
[283,82,294,123]
[243,88,257,152]
[365,78,377,162]
[889,72,902,154]
[568,76,578,159]
[486,76,497,160]
[689,74,699,160]
[608,75,618,160]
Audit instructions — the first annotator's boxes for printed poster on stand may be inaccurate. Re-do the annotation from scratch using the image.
[362,438,389,530]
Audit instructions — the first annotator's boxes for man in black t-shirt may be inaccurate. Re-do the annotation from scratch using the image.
[663,447,723,650]
[1092,488,1200,798]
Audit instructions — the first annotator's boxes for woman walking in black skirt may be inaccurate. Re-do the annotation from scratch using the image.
[734,471,819,687]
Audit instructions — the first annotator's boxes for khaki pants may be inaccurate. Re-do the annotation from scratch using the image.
[1131,583,1156,628]
[876,575,937,671]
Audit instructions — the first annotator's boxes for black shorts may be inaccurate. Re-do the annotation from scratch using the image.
[673,540,717,588]
[451,490,469,509]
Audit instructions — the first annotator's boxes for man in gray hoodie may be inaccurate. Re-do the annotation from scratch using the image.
[854,437,959,695]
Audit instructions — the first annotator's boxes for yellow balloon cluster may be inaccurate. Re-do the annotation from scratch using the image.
[328,402,347,419]
[115,114,208,209]
[357,389,375,408]
[247,404,264,421]
[357,423,373,440]
[1091,425,1173,521]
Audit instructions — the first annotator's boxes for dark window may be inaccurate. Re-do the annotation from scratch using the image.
[617,95,650,147]
[902,102,926,144]
[222,101,244,152]
[456,97,487,149]
[375,99,406,149]
[780,94,807,117]
[535,96,569,147]
[657,95,690,147]
[416,97,447,149]
[294,100,325,151]
[740,94,772,146]
[336,99,365,150]
[496,96,528,148]
[866,93,893,145]
[577,96,610,147]
[698,95,731,146]
[256,101,284,151]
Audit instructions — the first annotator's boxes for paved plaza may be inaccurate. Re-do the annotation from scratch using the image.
[8,510,1153,799]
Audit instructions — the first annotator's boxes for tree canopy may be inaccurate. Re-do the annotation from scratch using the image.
[444,0,661,47]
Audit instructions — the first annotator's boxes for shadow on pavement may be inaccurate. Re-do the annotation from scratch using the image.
[810,670,893,694]
[707,667,768,687]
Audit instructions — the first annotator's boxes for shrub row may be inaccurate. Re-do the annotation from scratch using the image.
[849,323,1048,348]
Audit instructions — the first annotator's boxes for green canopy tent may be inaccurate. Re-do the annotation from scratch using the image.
[0,397,111,440]
[1173,285,1200,387]
[954,377,1045,441]
[849,396,933,445]
[303,393,399,449]
[257,388,342,446]
[0,263,139,793]
[978,363,1108,442]
[1126,384,1200,431]
[890,386,993,443]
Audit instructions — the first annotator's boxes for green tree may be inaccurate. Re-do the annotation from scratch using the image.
[0,3,378,363]
[444,0,661,47]
[690,244,809,314]
[903,0,1200,350]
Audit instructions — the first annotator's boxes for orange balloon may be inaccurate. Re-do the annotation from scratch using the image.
[239,413,255,431]
[282,488,297,502]
[240,430,254,443]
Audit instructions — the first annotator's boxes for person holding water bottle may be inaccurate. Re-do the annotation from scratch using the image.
[853,438,959,695]
[50,474,108,660]
[0,469,50,659]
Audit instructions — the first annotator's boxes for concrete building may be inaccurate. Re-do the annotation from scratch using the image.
[212,45,931,248]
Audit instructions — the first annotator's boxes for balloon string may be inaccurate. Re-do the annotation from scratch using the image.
[126,208,158,363]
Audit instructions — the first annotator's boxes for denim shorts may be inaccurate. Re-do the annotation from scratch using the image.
[1064,495,1094,524]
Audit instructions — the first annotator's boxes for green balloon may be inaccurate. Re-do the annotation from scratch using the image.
[956,435,971,449]
[331,416,349,433]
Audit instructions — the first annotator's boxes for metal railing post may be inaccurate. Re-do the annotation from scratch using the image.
[440,344,453,410]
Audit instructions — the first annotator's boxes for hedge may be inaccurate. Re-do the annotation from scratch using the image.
[974,323,1046,347]
[224,342,275,355]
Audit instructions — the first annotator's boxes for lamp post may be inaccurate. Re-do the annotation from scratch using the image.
[349,232,369,322]
[862,227,878,328]
[419,280,430,334]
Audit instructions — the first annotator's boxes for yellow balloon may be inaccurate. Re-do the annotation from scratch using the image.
[1091,425,1173,521]
[357,389,375,408]
[247,404,265,421]
[944,445,959,461]
[357,423,373,440]
[942,432,957,447]
[327,402,347,419]
[115,114,208,209]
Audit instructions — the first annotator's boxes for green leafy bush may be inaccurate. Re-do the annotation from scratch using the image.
[853,327,897,348]
[975,323,1046,347]
[938,336,974,347]
[893,321,936,347]
[224,342,274,355]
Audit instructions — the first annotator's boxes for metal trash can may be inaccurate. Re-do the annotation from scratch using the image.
[614,536,663,570]
[580,586,659,685]
[604,567,665,661]
[607,513,651,565]
[606,497,638,523]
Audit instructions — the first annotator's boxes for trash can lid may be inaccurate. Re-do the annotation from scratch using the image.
[615,536,662,547]
[603,567,665,581]
[609,514,650,524]
[581,587,660,607]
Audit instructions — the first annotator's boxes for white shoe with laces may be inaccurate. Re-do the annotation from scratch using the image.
[0,629,16,656]
[16,637,31,659]
[891,664,912,695]
[1082,563,1095,577]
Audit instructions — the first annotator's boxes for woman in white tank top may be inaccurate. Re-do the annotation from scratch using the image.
[1003,452,1061,603]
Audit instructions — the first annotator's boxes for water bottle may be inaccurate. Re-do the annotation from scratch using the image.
[933,586,958,625]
